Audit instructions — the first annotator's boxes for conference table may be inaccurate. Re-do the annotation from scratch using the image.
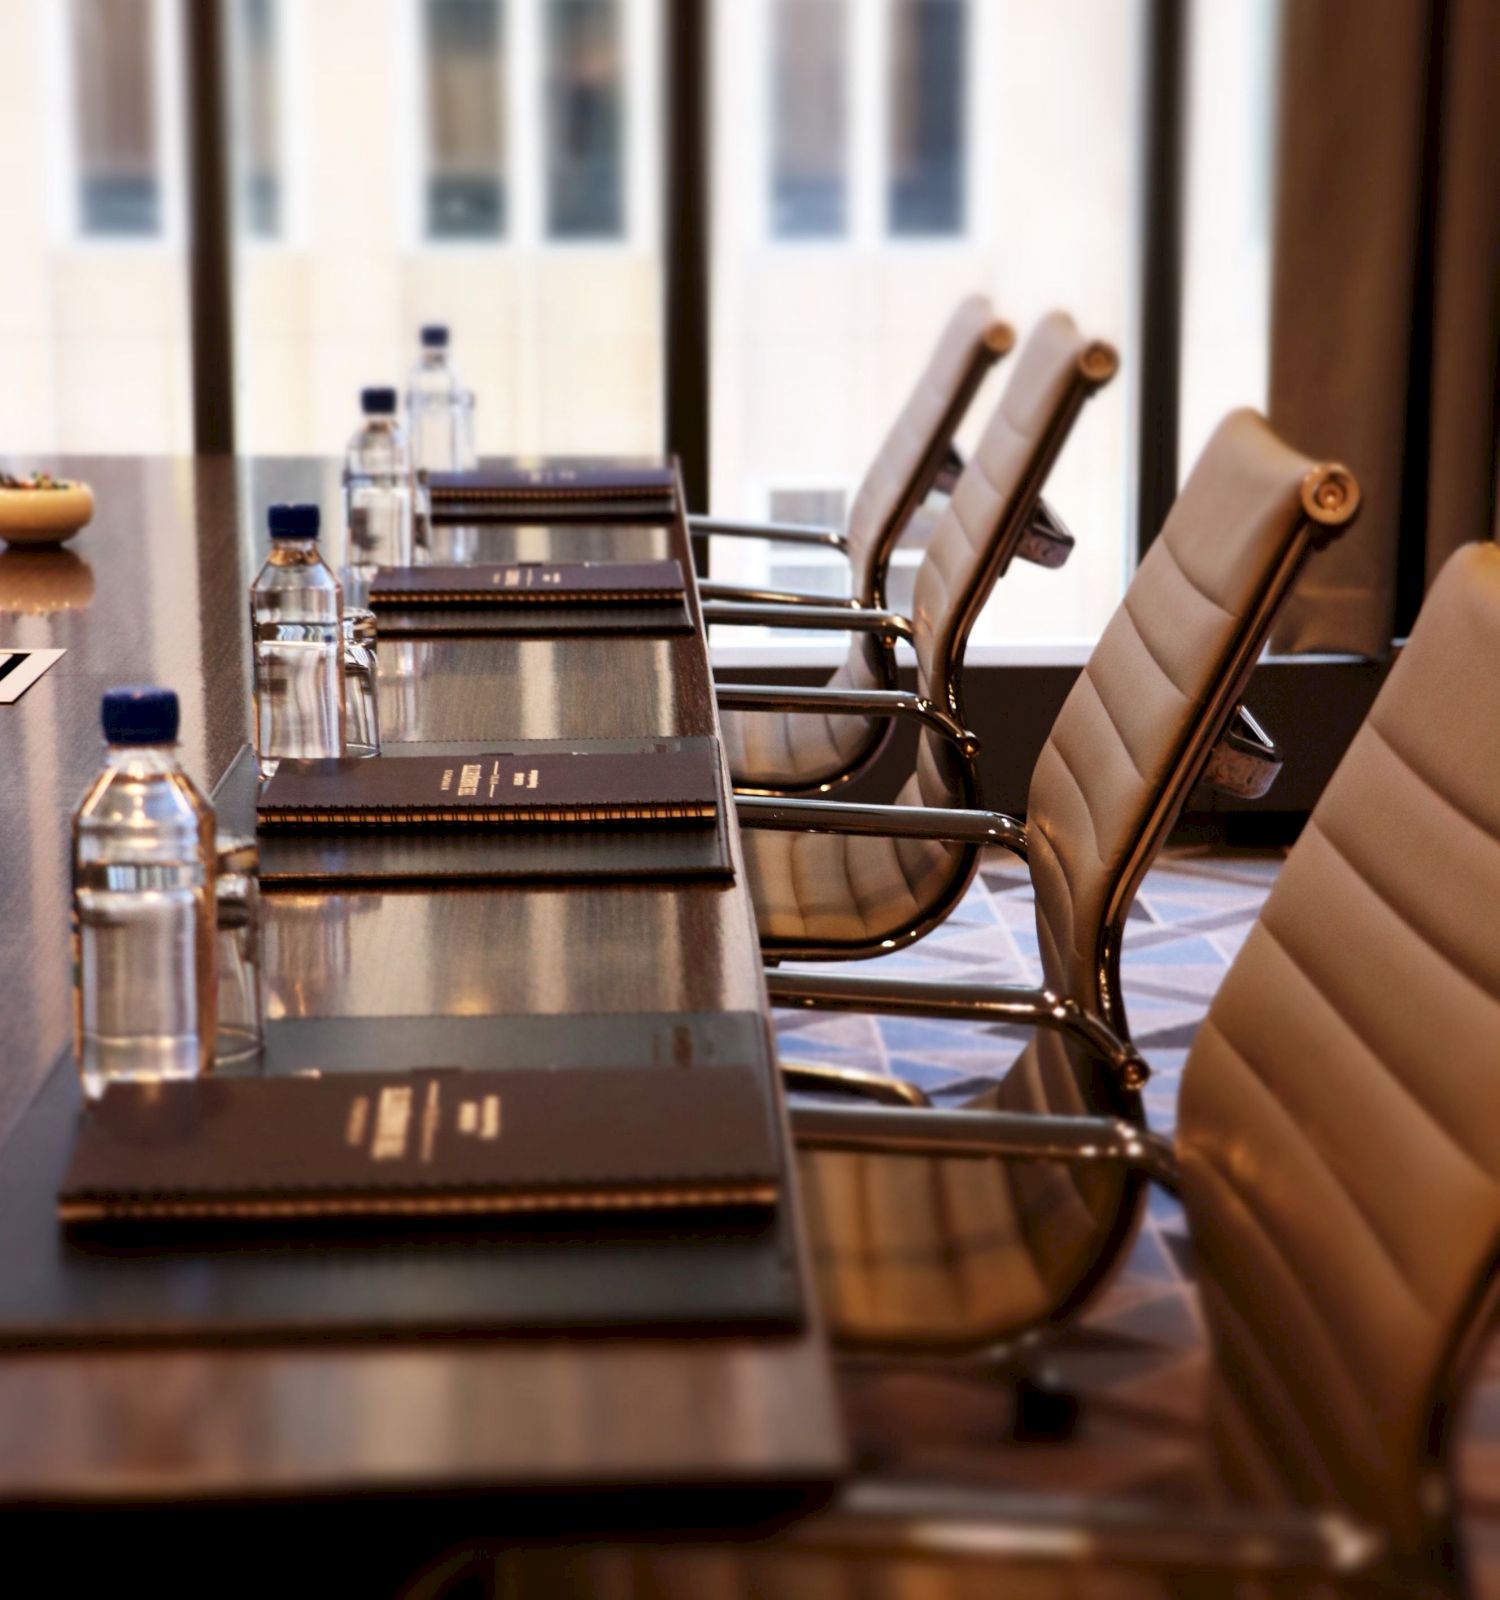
[0,455,845,1582]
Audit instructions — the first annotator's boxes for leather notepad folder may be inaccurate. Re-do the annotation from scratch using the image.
[257,744,719,829]
[369,559,686,608]
[427,466,676,521]
[58,1065,780,1232]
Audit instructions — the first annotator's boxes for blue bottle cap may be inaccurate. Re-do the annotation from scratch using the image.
[361,386,398,416]
[420,323,449,349]
[102,686,180,745]
[267,502,320,540]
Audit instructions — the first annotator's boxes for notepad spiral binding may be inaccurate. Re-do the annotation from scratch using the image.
[257,801,718,829]
[430,485,675,504]
[375,587,679,607]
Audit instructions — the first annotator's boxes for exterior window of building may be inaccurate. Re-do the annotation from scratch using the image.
[71,0,161,237]
[770,0,848,239]
[887,0,966,236]
[545,0,626,239]
[235,0,282,239]
[424,0,506,239]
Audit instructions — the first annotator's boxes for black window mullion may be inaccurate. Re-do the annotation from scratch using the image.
[182,0,237,454]
[1134,0,1188,558]
[663,0,711,572]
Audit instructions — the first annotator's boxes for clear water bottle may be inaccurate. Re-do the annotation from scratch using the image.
[250,502,346,777]
[406,323,461,473]
[73,686,217,1100]
[343,386,414,604]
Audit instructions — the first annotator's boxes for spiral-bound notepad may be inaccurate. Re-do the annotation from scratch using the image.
[257,744,720,830]
[427,466,677,522]
[369,560,685,608]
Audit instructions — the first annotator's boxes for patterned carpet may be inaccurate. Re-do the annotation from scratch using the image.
[774,845,1500,1588]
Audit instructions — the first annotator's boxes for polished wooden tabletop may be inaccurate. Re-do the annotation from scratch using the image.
[0,455,842,1519]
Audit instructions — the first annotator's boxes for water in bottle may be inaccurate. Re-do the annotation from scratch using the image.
[343,386,414,605]
[250,502,346,777]
[406,323,461,473]
[73,686,217,1100]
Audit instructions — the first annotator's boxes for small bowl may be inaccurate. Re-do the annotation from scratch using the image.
[0,479,95,547]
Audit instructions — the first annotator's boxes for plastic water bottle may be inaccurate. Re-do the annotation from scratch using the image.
[406,323,461,472]
[73,686,217,1100]
[250,502,346,777]
[343,386,414,604]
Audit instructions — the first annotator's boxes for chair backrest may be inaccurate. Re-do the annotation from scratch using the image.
[843,295,1015,609]
[983,410,1358,1312]
[1177,540,1500,1568]
[1025,408,1358,1040]
[896,312,1118,817]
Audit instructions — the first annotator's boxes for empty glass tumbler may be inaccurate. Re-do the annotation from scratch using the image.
[214,834,264,1068]
[342,606,381,759]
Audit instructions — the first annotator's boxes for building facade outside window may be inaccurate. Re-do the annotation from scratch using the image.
[770,0,849,239]
[545,0,625,238]
[71,0,161,238]
[887,0,966,237]
[233,0,283,240]
[424,0,507,240]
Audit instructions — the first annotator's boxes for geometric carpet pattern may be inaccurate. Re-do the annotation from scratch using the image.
[775,846,1500,1589]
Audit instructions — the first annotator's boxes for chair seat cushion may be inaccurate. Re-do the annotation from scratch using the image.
[744,778,964,950]
[721,699,882,793]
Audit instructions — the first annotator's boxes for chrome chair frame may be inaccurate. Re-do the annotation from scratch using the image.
[710,327,1118,799]
[741,464,1361,1028]
[782,1013,1479,1597]
[692,316,1016,616]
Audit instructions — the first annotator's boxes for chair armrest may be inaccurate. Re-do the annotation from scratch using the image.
[699,581,860,607]
[1015,497,1076,571]
[716,685,976,756]
[932,443,965,497]
[688,514,850,553]
[702,600,914,643]
[1202,704,1283,800]
[737,794,1023,855]
[766,971,1150,1090]
[790,1103,1177,1191]
[792,1480,1384,1579]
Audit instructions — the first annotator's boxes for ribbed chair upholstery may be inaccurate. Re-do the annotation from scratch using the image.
[467,542,1500,1600]
[740,313,1118,957]
[717,308,1103,797]
[777,409,1360,1346]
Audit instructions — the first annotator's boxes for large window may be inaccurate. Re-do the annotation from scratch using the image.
[229,0,662,460]
[424,0,506,240]
[3,0,1279,632]
[711,0,1134,652]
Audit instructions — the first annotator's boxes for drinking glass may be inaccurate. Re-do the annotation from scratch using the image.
[342,607,380,759]
[214,834,264,1068]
